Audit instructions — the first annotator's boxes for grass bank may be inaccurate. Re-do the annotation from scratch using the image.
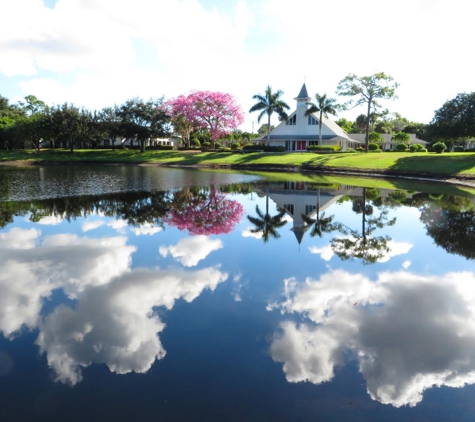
[1,149,475,180]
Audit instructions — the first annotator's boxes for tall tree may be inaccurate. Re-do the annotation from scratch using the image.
[163,94,205,148]
[249,86,290,146]
[304,93,338,145]
[429,92,475,145]
[336,72,399,152]
[49,103,83,152]
[119,98,170,153]
[98,106,123,150]
[187,91,244,149]
[331,188,396,265]
[247,205,288,243]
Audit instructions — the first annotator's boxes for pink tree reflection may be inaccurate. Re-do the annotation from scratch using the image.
[166,187,244,235]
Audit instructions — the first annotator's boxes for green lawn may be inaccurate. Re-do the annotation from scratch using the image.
[1,149,475,177]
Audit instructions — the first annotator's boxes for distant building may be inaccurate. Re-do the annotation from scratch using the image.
[348,133,428,150]
[254,83,361,151]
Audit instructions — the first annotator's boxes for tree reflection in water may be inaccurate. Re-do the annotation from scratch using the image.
[331,188,396,265]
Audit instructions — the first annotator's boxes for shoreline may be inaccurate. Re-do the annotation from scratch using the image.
[2,159,475,188]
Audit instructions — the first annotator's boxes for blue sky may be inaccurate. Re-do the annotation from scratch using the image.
[1,0,474,132]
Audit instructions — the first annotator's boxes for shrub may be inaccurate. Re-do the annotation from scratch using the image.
[346,148,355,153]
[231,142,241,150]
[191,138,201,147]
[202,142,211,149]
[356,146,365,152]
[453,146,464,152]
[396,143,408,152]
[432,142,447,153]
[307,145,342,152]
[409,143,424,152]
[242,145,285,152]
[368,143,380,151]
[215,142,222,149]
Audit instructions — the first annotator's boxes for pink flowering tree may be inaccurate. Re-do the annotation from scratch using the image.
[166,186,244,235]
[163,95,205,148]
[188,91,244,149]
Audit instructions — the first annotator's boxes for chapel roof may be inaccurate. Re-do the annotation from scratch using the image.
[295,83,310,100]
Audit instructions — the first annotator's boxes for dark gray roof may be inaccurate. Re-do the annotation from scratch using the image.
[295,83,309,99]
[255,135,338,141]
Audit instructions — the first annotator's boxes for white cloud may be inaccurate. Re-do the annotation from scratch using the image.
[0,231,135,337]
[2,0,475,129]
[308,245,333,261]
[159,236,223,267]
[82,220,105,232]
[36,265,228,385]
[242,228,263,239]
[0,227,40,249]
[270,270,475,407]
[34,215,63,225]
[402,260,411,269]
[107,219,128,233]
[132,224,163,236]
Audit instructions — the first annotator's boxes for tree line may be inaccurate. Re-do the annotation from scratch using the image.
[0,91,247,152]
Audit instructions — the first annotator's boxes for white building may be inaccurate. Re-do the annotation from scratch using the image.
[255,83,361,151]
[348,133,428,150]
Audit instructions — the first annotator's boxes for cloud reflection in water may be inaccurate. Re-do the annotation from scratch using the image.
[269,269,475,407]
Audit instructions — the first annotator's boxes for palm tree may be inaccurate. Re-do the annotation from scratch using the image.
[304,93,338,145]
[301,187,339,237]
[247,205,288,243]
[249,86,290,146]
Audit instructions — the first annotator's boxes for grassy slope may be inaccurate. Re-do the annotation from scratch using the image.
[1,149,475,177]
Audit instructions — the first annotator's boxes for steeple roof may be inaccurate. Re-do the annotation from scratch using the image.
[295,83,310,100]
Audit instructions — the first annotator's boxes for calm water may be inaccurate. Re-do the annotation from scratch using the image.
[1,166,475,421]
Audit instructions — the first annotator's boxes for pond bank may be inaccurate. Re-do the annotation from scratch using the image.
[3,158,475,189]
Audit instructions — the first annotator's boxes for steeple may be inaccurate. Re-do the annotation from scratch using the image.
[294,83,311,107]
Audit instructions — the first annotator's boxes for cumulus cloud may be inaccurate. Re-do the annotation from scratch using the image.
[36,265,228,385]
[132,224,163,236]
[0,231,135,337]
[0,227,40,249]
[308,245,333,261]
[270,269,475,407]
[82,220,105,232]
[242,228,263,239]
[107,219,128,233]
[159,236,223,267]
[33,215,64,225]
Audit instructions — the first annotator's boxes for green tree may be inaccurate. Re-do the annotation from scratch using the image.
[369,132,384,143]
[336,72,399,152]
[335,118,354,133]
[429,92,475,146]
[249,86,290,146]
[119,98,170,153]
[331,188,396,265]
[257,123,275,136]
[392,131,411,144]
[304,93,338,145]
[49,103,83,152]
[98,106,123,150]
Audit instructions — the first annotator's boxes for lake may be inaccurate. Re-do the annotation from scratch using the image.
[1,165,475,421]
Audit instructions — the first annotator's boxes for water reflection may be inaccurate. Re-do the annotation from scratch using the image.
[269,269,475,407]
[0,225,227,385]
[2,171,475,420]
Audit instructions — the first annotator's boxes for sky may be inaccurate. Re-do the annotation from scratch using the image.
[1,0,473,132]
